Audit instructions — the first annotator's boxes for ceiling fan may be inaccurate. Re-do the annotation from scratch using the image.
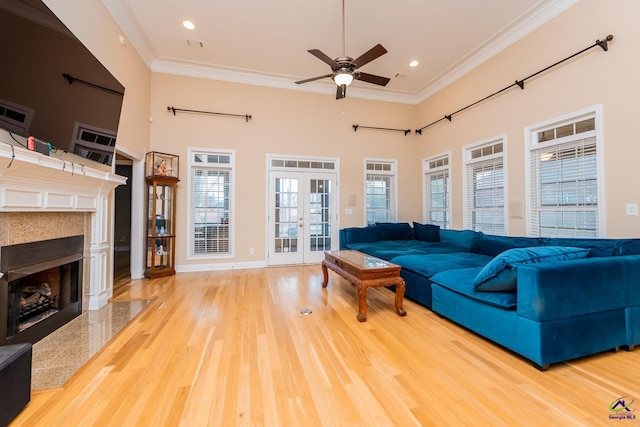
[295,0,391,99]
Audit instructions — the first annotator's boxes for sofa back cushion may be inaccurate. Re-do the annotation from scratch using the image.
[470,232,547,256]
[616,239,640,256]
[342,226,382,245]
[412,222,440,242]
[545,238,619,257]
[375,222,414,240]
[473,246,590,292]
[439,229,477,250]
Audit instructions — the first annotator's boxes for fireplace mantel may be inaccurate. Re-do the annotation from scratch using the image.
[0,132,126,310]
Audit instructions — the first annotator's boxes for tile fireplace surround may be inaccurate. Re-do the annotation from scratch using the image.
[0,130,126,312]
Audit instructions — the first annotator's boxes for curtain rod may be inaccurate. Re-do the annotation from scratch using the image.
[416,34,614,135]
[62,73,124,96]
[167,106,252,122]
[353,124,411,136]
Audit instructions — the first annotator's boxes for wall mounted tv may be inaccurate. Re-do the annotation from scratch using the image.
[0,0,125,167]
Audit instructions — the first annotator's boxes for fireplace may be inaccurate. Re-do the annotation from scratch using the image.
[1,236,83,345]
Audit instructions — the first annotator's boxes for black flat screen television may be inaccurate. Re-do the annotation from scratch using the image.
[0,0,125,167]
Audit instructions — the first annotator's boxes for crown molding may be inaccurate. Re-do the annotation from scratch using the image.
[151,58,420,104]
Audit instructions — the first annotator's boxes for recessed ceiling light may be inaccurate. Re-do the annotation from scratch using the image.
[409,60,419,67]
[183,20,195,30]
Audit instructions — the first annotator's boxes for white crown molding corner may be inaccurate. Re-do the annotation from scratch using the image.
[100,0,157,67]
[414,0,582,104]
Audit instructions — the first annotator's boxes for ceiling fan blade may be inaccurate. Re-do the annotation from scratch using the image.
[295,74,333,84]
[308,49,338,67]
[357,72,391,87]
[352,44,387,69]
[336,84,347,99]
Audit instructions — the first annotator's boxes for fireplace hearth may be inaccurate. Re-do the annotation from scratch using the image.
[1,236,83,345]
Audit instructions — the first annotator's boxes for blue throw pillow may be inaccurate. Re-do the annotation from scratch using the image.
[375,222,414,240]
[439,229,477,249]
[413,222,440,242]
[474,246,590,292]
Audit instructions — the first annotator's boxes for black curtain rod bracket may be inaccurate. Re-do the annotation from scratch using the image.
[62,73,124,96]
[353,124,411,136]
[167,106,252,122]
[416,34,613,135]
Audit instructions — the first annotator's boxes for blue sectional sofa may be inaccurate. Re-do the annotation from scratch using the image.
[339,222,640,369]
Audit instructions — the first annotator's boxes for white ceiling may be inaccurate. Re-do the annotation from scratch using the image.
[102,0,579,104]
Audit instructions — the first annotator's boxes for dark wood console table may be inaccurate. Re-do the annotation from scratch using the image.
[321,250,407,322]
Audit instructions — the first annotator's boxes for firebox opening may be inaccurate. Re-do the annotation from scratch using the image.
[1,235,84,345]
[8,261,79,337]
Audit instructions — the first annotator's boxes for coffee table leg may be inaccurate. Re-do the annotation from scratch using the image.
[356,282,368,322]
[395,278,407,317]
[321,261,329,288]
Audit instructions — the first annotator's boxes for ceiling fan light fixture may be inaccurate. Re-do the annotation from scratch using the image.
[334,72,354,86]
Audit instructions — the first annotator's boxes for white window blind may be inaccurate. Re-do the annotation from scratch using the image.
[189,151,234,257]
[365,160,396,225]
[464,141,505,235]
[528,116,599,237]
[423,155,450,227]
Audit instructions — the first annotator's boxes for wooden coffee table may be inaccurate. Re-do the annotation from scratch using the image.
[321,250,407,322]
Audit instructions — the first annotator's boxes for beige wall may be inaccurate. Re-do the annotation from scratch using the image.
[415,0,640,238]
[150,73,418,265]
[42,0,640,272]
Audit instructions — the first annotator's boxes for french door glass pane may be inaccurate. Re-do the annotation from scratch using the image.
[274,178,298,253]
[309,179,331,252]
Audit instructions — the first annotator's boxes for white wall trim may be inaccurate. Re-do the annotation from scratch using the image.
[176,260,267,272]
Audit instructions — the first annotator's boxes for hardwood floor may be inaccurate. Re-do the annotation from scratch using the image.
[11,265,640,426]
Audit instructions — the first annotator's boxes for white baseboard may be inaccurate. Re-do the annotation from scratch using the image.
[176,260,268,273]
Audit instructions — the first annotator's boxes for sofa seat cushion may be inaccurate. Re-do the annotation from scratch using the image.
[391,252,493,278]
[345,240,468,260]
[431,267,516,309]
[474,246,590,292]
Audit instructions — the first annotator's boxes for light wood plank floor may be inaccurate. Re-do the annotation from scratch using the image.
[11,266,640,426]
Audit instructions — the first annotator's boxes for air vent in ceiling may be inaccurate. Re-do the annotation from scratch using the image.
[186,39,204,48]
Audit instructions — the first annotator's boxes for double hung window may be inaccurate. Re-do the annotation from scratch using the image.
[365,159,397,225]
[188,149,234,258]
[527,108,602,237]
[423,153,450,228]
[464,138,505,235]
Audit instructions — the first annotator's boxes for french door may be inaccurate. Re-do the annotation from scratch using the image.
[268,170,338,265]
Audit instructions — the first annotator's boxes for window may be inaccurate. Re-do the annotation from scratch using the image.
[365,159,397,225]
[526,108,602,237]
[464,138,505,235]
[423,153,450,228]
[188,149,235,258]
